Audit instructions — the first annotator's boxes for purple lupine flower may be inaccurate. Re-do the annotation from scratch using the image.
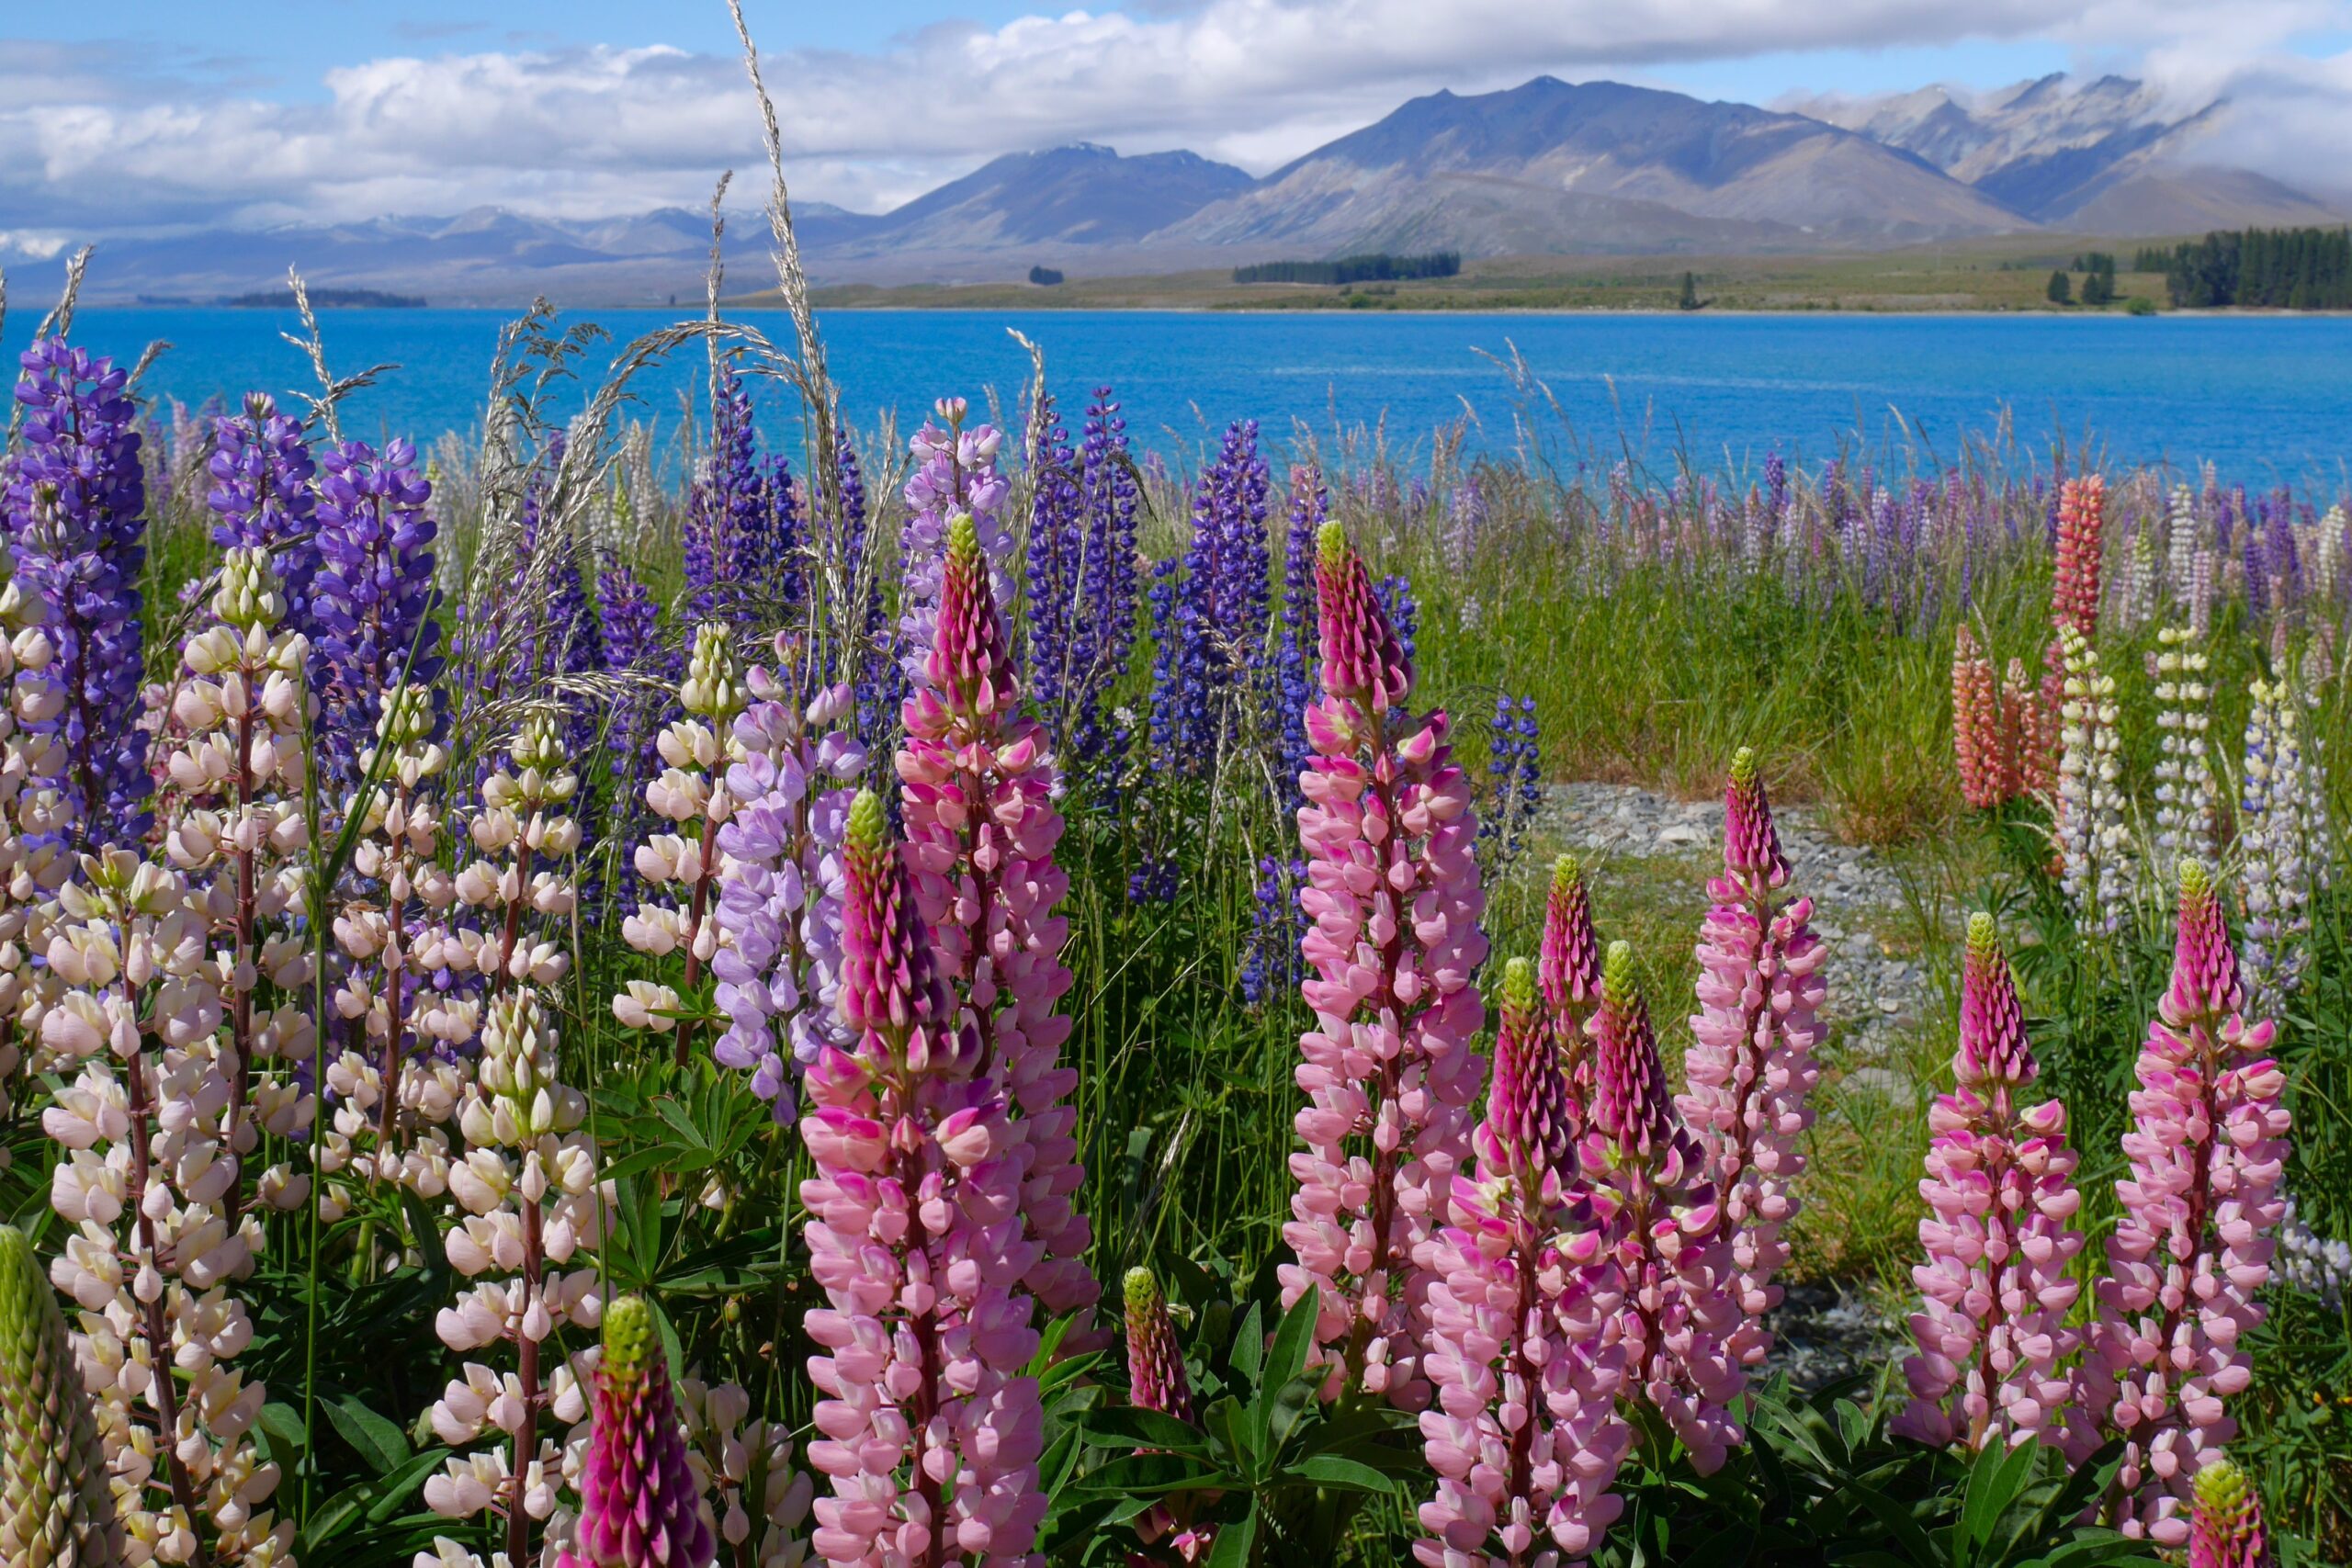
[1240,854,1306,1007]
[205,392,319,622]
[1270,466,1326,797]
[1375,573,1419,671]
[1148,420,1271,777]
[5,339,152,846]
[556,1295,717,1568]
[594,556,668,908]
[311,435,443,784]
[898,397,1012,685]
[1479,692,1544,872]
[684,361,764,626]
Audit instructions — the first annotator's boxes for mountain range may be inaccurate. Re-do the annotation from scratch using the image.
[9,72,2340,305]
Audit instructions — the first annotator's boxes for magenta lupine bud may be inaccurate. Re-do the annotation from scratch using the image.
[801,786,1046,1564]
[2188,1458,2275,1568]
[899,505,1098,1345]
[1492,957,1576,1187]
[1122,1268,1196,1427]
[1418,956,1629,1563]
[1678,747,1826,1367]
[1538,852,1602,1100]
[1312,522,1410,711]
[2077,861,2291,1544]
[559,1296,718,1568]
[1283,533,1487,1411]
[1894,914,2085,1453]
[1580,942,1745,1474]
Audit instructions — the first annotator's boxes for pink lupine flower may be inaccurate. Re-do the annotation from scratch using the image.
[2078,862,2291,1545]
[557,1295,718,1568]
[1537,852,1601,1108]
[2188,1457,2276,1568]
[1894,913,2085,1452]
[1579,942,1744,1474]
[800,788,1046,1567]
[898,512,1097,1341]
[1417,958,1627,1567]
[1677,749,1825,1367]
[1281,523,1487,1409]
[2052,475,2107,640]
[1951,625,2007,810]
[1123,1267,1197,1426]
[1122,1267,1216,1563]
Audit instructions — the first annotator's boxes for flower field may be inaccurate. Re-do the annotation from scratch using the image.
[3,163,2352,1568]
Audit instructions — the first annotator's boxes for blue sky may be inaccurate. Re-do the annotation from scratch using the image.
[3,0,2347,239]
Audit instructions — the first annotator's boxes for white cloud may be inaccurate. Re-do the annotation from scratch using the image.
[2,0,2349,232]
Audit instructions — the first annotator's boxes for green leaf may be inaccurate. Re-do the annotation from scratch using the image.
[1847,1477,1939,1564]
[1254,1291,1319,1454]
[1228,1302,1265,1388]
[1201,1502,1257,1568]
[1084,1406,1214,1456]
[1957,1438,2041,1565]
[324,1393,412,1475]
[1283,1453,1397,1495]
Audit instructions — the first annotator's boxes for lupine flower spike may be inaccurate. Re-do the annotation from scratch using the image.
[2076,863,2291,1544]
[899,512,1097,1340]
[0,1220,122,1567]
[1580,942,1744,1473]
[1123,1267,1214,1563]
[1417,958,1627,1566]
[1894,914,2085,1451]
[2188,1457,2276,1568]
[1283,522,1487,1408]
[1537,853,1601,1108]
[798,789,1046,1564]
[1679,749,1825,1368]
[556,1295,718,1568]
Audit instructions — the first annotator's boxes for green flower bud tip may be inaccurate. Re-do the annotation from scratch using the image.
[1317,520,1346,568]
[1601,940,1638,1006]
[1730,745,1758,789]
[1550,852,1581,894]
[1964,910,1998,963]
[2179,858,2213,903]
[1121,1267,1162,1314]
[846,788,886,854]
[1500,955,1535,1013]
[602,1294,657,1386]
[946,511,981,562]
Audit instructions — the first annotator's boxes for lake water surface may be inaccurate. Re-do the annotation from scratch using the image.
[10,306,2350,484]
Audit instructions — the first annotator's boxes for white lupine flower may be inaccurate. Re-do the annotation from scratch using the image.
[2056,628,2128,937]
[2148,625,2216,891]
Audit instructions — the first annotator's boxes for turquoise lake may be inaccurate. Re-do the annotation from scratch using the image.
[10,306,2351,484]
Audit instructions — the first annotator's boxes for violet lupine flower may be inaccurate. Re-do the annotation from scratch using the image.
[1271,466,1327,796]
[2076,863,2292,1545]
[1894,913,2085,1452]
[1148,421,1272,775]
[899,511,1099,1339]
[5,339,152,847]
[799,789,1046,1565]
[1676,749,1826,1369]
[1280,522,1487,1408]
[684,363,765,626]
[311,435,444,784]
[708,665,865,1122]
[205,392,319,623]
[594,557,669,904]
[556,1295,718,1568]
[1026,387,1142,780]
[1418,958,1627,1567]
[1538,852,1603,1110]
[1579,942,1745,1474]
[897,398,1012,685]
[2188,1457,2277,1568]
[1240,854,1306,1007]
[1477,692,1543,874]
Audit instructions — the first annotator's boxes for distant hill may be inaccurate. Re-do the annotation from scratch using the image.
[12,71,2342,304]
[1158,78,2025,254]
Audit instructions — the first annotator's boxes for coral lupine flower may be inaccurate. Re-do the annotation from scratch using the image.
[899,512,1097,1340]
[0,1219,122,1566]
[1677,750,1825,1367]
[1894,914,2085,1452]
[799,789,1046,1567]
[1951,626,2005,810]
[1537,853,1601,1105]
[1580,942,1744,1474]
[557,1295,718,1568]
[2052,475,2107,639]
[1417,958,1626,1567]
[1282,523,1487,1408]
[2188,1458,2276,1568]
[2077,863,2291,1545]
